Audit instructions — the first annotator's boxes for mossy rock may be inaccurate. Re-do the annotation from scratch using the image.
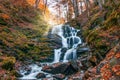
[11,70,23,77]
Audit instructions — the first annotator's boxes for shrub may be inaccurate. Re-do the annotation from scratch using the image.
[1,57,16,71]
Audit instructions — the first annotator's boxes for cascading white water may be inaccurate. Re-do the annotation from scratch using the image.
[54,48,62,62]
[51,24,68,48]
[20,24,82,79]
[51,24,81,63]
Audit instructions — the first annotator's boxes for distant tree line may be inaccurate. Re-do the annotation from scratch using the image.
[50,0,106,21]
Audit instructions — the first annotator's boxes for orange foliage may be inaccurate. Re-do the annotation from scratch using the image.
[26,0,35,6]
[11,0,29,7]
[115,52,120,59]
[106,51,115,60]
[102,70,112,80]
[1,14,10,20]
[112,65,120,76]
[101,63,110,72]
[26,0,48,11]
[26,0,50,20]
[116,71,120,76]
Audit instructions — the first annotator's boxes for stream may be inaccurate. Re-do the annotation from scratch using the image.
[19,24,83,79]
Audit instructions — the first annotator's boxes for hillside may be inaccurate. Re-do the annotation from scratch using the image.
[0,0,52,79]
[69,0,120,79]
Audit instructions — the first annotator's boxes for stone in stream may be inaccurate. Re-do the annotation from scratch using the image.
[23,66,32,75]
[42,61,79,75]
[60,48,67,60]
[35,62,41,67]
[53,74,65,80]
[77,47,90,53]
[36,73,46,79]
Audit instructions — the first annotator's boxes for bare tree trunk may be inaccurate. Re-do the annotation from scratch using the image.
[84,0,90,17]
[35,0,40,8]
[98,0,102,10]
[71,0,79,18]
[80,1,83,14]
[44,0,47,13]
[67,0,73,21]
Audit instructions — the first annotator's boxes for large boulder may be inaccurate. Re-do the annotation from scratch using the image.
[42,61,79,75]
[48,34,62,48]
[77,47,90,53]
[36,73,46,79]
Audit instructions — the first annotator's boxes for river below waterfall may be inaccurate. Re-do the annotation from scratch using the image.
[19,24,85,80]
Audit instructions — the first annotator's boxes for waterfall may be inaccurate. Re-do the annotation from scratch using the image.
[19,24,82,79]
[51,24,81,63]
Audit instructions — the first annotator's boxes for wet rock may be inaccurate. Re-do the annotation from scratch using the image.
[77,47,90,53]
[60,48,67,60]
[68,72,84,80]
[42,61,79,75]
[24,70,31,75]
[42,65,53,73]
[16,73,23,77]
[20,66,32,75]
[36,73,46,79]
[39,58,53,62]
[42,63,48,66]
[35,62,41,67]
[49,34,62,47]
[42,77,55,80]
[61,48,67,53]
[53,74,65,80]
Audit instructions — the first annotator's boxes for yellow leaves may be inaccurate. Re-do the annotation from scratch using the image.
[3,57,16,64]
[1,56,16,70]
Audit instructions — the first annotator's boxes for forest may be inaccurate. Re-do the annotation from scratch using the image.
[0,0,120,80]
